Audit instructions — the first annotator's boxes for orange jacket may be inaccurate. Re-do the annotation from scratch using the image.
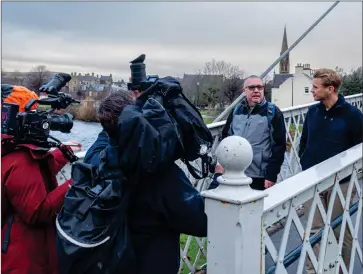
[1,84,39,112]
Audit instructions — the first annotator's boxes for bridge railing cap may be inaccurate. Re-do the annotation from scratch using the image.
[202,135,267,204]
[216,136,253,186]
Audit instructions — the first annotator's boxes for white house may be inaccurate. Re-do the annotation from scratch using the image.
[271,63,316,109]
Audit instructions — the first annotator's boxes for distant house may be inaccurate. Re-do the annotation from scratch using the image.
[67,72,113,93]
[81,83,126,97]
[271,64,315,108]
[100,75,112,85]
[112,80,128,91]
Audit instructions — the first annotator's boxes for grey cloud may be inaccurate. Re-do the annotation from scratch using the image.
[2,2,362,80]
[2,28,276,80]
[1,2,343,46]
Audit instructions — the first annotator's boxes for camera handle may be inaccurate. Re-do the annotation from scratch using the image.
[59,144,79,163]
[48,135,79,163]
[25,94,80,112]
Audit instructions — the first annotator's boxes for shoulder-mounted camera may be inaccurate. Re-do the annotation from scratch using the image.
[1,73,80,162]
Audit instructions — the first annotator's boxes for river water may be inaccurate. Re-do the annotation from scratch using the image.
[51,120,103,151]
[52,118,215,151]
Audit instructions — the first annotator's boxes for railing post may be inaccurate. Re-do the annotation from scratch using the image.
[201,136,268,274]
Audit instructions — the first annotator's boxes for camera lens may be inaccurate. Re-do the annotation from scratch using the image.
[49,113,73,133]
[130,62,147,86]
[39,73,72,95]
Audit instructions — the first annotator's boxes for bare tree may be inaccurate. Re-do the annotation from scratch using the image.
[203,59,231,76]
[200,60,228,106]
[13,70,23,86]
[23,65,51,94]
[202,59,246,104]
[262,73,273,102]
[203,87,219,108]
[223,66,246,103]
[335,66,346,78]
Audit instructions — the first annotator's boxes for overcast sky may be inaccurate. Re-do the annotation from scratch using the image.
[2,1,362,81]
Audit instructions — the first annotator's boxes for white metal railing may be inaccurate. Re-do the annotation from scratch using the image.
[201,138,362,274]
[56,94,363,274]
[262,144,362,274]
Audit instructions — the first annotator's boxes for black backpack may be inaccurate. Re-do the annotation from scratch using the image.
[56,145,135,274]
[55,76,213,274]
[136,76,214,179]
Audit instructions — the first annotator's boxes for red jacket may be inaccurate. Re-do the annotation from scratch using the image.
[1,144,72,274]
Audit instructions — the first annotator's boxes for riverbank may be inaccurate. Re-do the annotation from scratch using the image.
[37,103,99,122]
[67,104,98,122]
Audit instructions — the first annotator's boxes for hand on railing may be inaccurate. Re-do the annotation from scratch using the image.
[264,180,275,188]
[214,162,224,174]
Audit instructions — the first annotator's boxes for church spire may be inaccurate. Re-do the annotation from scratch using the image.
[279,24,290,74]
[281,24,288,52]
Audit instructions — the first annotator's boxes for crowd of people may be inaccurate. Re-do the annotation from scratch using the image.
[1,67,362,274]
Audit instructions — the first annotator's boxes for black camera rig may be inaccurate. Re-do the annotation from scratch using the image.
[1,73,80,162]
[127,54,159,92]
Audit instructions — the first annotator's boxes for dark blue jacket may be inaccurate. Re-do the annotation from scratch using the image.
[299,94,363,171]
[84,130,207,274]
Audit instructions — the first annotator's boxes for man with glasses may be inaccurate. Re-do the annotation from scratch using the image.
[211,75,286,190]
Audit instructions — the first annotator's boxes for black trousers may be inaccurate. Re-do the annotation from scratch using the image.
[250,177,265,191]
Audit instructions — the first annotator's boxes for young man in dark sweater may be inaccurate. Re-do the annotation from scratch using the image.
[299,68,363,273]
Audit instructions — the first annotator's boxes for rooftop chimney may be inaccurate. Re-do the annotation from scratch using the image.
[303,63,311,70]
[295,63,303,75]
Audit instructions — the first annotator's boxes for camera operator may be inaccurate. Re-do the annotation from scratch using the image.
[73,55,211,274]
[84,91,207,274]
[1,84,81,274]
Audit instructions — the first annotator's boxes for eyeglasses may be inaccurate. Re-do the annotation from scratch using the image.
[247,85,264,91]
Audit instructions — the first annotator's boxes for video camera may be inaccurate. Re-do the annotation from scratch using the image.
[127,54,159,92]
[126,54,216,179]
[1,73,80,162]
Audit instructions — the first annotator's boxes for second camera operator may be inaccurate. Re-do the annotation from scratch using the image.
[1,76,81,274]
[77,55,209,274]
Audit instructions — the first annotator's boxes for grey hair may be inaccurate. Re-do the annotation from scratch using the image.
[243,75,262,88]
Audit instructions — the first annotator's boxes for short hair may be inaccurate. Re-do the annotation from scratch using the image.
[313,68,342,92]
[243,75,262,88]
[98,92,134,139]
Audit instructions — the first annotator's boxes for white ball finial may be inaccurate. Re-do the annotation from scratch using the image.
[215,135,253,185]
